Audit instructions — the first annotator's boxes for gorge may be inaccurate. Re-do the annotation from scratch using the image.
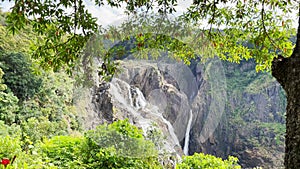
[76,56,286,168]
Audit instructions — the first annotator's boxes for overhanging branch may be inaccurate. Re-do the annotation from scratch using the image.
[261,0,279,50]
[292,4,300,58]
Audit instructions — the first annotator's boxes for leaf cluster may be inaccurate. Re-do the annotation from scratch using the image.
[40,120,162,169]
[177,153,241,169]
[0,52,42,101]
[183,0,296,71]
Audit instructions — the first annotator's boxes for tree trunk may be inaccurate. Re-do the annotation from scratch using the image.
[272,57,300,168]
[272,13,300,169]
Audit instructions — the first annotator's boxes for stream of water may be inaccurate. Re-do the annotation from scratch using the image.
[183,110,193,155]
[109,78,180,147]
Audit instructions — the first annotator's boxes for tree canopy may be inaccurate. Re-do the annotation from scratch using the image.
[0,0,297,73]
[1,0,300,168]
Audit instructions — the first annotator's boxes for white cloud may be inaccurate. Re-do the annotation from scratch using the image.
[0,1,13,11]
[84,0,192,27]
[1,0,297,29]
[84,0,128,27]
[0,0,192,27]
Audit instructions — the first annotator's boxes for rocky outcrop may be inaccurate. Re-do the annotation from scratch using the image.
[117,60,195,143]
[78,59,286,168]
[188,61,286,168]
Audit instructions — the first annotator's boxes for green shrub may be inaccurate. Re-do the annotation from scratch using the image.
[40,135,84,168]
[0,120,21,139]
[109,119,143,138]
[0,135,22,160]
[17,70,80,144]
[82,119,162,169]
[21,117,68,144]
[177,153,241,169]
[0,52,42,101]
[84,146,162,169]
[0,68,19,125]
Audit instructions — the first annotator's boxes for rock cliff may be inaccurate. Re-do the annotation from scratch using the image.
[77,58,286,168]
[188,60,285,168]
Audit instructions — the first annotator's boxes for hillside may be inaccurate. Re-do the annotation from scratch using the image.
[0,11,286,168]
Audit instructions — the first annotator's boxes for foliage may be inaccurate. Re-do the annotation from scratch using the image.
[82,119,161,168]
[245,74,275,94]
[0,50,80,146]
[258,122,286,145]
[0,1,296,85]
[224,60,260,91]
[17,70,76,121]
[0,24,34,54]
[0,136,59,169]
[2,0,296,74]
[0,120,21,139]
[109,118,144,138]
[0,90,18,124]
[0,120,163,169]
[0,135,22,160]
[6,65,78,168]
[36,121,162,168]
[0,9,5,25]
[9,68,80,145]
[0,68,19,125]
[184,0,296,71]
[83,146,162,169]
[177,153,241,169]
[0,0,177,72]
[40,135,84,168]
[0,1,293,168]
[0,67,5,90]
[0,52,42,101]
[225,61,286,149]
[146,125,166,151]
[21,117,69,145]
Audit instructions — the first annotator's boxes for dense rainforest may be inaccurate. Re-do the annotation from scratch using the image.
[0,10,243,169]
[0,8,287,169]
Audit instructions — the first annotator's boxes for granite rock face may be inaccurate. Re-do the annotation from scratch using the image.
[78,59,286,168]
[188,61,285,168]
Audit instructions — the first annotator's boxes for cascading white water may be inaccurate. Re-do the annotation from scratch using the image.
[183,110,193,155]
[133,86,180,146]
[128,86,134,107]
[109,78,180,147]
[134,88,147,110]
[148,106,181,146]
[109,79,152,131]
[162,116,181,146]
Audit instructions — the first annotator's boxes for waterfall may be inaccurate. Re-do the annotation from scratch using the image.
[128,86,133,107]
[161,114,181,146]
[149,106,180,146]
[133,86,180,146]
[134,88,147,110]
[109,78,180,147]
[183,110,193,155]
[109,79,152,131]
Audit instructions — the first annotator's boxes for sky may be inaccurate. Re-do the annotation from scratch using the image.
[0,0,193,27]
[83,0,193,26]
[0,0,297,28]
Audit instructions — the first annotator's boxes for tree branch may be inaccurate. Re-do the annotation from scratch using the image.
[208,0,217,38]
[74,0,77,34]
[261,0,279,50]
[292,3,300,58]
